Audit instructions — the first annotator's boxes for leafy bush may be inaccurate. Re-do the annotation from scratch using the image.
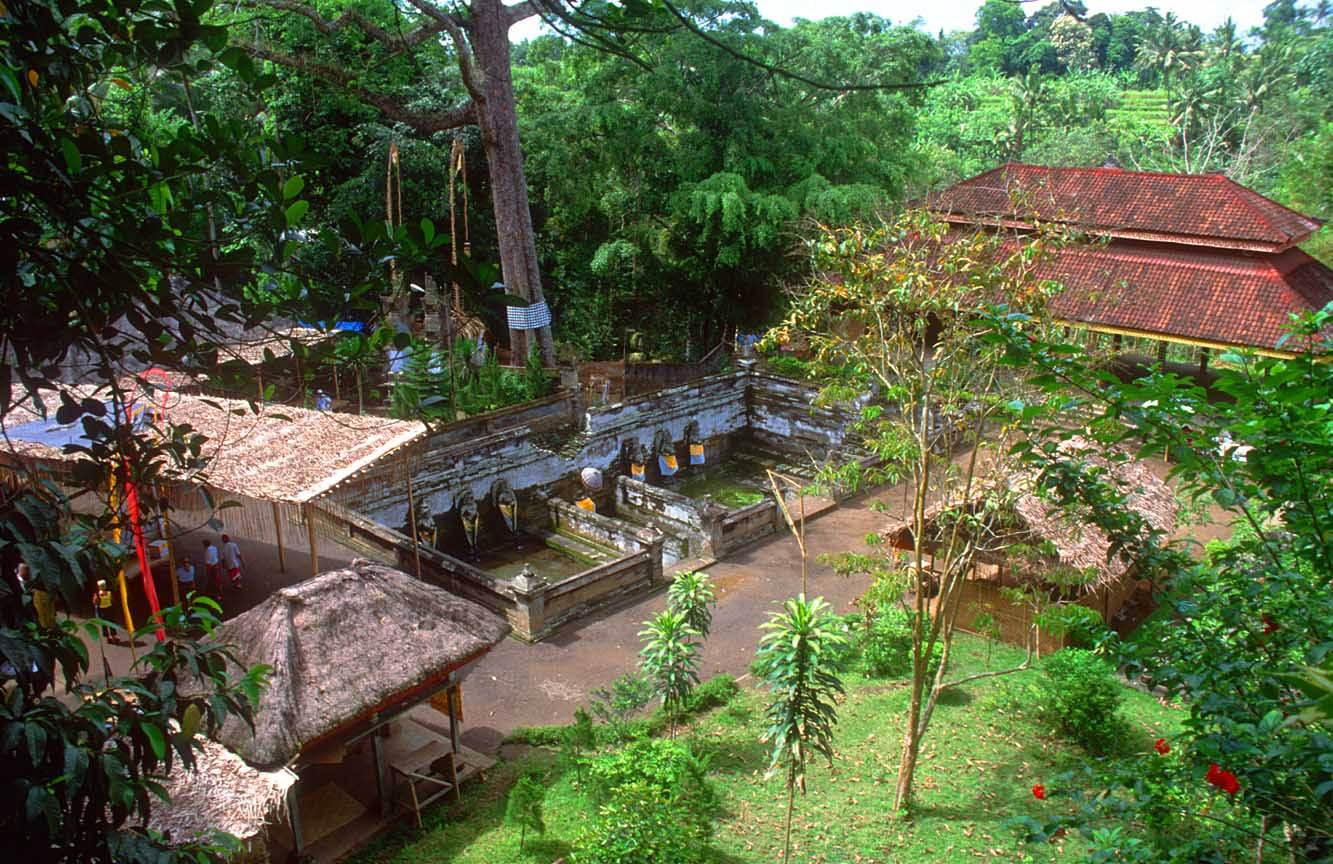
[862,606,940,679]
[504,773,546,853]
[583,738,715,815]
[681,673,737,714]
[588,671,655,741]
[572,781,711,864]
[1039,648,1125,751]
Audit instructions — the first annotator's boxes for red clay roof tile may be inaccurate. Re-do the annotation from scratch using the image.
[1040,242,1333,351]
[930,164,1322,252]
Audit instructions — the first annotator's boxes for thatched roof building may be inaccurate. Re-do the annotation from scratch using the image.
[0,384,425,503]
[145,737,296,846]
[212,560,510,769]
[885,440,1177,592]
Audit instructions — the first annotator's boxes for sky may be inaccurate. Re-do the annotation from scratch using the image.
[511,1,1274,42]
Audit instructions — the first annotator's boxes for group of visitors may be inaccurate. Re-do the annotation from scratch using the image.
[179,534,244,600]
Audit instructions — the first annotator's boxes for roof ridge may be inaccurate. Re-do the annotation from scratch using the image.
[1217,173,1322,239]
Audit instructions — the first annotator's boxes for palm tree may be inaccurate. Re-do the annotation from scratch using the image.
[667,570,717,640]
[638,609,700,738]
[754,595,848,863]
[1134,13,1205,101]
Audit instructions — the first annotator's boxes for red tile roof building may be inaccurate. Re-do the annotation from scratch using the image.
[928,164,1332,354]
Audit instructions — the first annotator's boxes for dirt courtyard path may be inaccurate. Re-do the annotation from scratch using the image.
[448,480,915,754]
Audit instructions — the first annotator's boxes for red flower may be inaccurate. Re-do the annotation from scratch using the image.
[1032,784,1046,800]
[1154,738,1170,755]
[1205,763,1240,796]
[1262,614,1279,635]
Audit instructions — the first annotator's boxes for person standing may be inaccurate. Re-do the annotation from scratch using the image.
[221,534,243,591]
[202,539,222,597]
[93,579,115,640]
[176,556,195,603]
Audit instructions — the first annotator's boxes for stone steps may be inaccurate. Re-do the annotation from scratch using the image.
[544,530,618,566]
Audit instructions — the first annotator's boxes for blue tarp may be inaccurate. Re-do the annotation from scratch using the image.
[298,320,367,333]
[4,401,145,453]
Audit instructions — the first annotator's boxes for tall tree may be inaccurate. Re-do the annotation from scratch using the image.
[233,0,933,362]
[237,0,558,363]
[767,210,1074,814]
[754,594,847,862]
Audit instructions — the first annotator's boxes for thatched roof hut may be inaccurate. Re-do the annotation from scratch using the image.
[145,737,296,846]
[885,440,1177,592]
[0,383,425,503]
[212,560,510,769]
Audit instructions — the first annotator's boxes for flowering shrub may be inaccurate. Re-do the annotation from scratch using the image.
[991,307,1333,859]
[1205,763,1240,797]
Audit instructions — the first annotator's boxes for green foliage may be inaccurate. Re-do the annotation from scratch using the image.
[638,609,701,737]
[681,674,738,715]
[584,738,715,814]
[509,674,737,750]
[991,304,1333,856]
[513,7,937,358]
[0,0,326,860]
[753,594,848,861]
[571,780,711,864]
[587,671,655,743]
[1038,649,1125,751]
[557,708,596,784]
[862,606,941,680]
[667,571,716,641]
[388,342,554,422]
[504,774,546,853]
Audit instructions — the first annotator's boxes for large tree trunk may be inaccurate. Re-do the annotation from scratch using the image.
[467,0,555,366]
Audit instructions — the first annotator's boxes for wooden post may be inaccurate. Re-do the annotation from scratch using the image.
[371,721,389,817]
[448,680,461,755]
[287,780,305,857]
[272,500,286,573]
[1156,341,1167,365]
[1198,347,1210,374]
[164,511,180,608]
[406,455,422,580]
[304,502,319,580]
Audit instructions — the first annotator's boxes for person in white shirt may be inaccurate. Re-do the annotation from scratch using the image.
[176,556,196,593]
[221,534,243,590]
[202,540,221,597]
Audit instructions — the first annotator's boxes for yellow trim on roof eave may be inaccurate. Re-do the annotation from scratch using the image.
[1056,319,1314,360]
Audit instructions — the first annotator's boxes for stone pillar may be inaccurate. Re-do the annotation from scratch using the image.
[559,366,583,421]
[636,526,666,585]
[508,564,548,641]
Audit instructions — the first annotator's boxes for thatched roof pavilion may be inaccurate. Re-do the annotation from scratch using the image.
[145,736,296,848]
[0,383,426,504]
[211,560,509,769]
[885,440,1177,593]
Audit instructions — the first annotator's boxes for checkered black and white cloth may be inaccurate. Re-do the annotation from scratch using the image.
[505,299,551,330]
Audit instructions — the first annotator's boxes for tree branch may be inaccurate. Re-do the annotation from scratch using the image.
[402,0,485,96]
[244,43,477,133]
[238,0,451,50]
[505,0,539,27]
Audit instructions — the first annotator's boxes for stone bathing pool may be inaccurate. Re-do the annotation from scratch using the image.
[468,532,621,583]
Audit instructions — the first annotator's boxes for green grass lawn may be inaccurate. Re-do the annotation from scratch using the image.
[347,634,1182,864]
